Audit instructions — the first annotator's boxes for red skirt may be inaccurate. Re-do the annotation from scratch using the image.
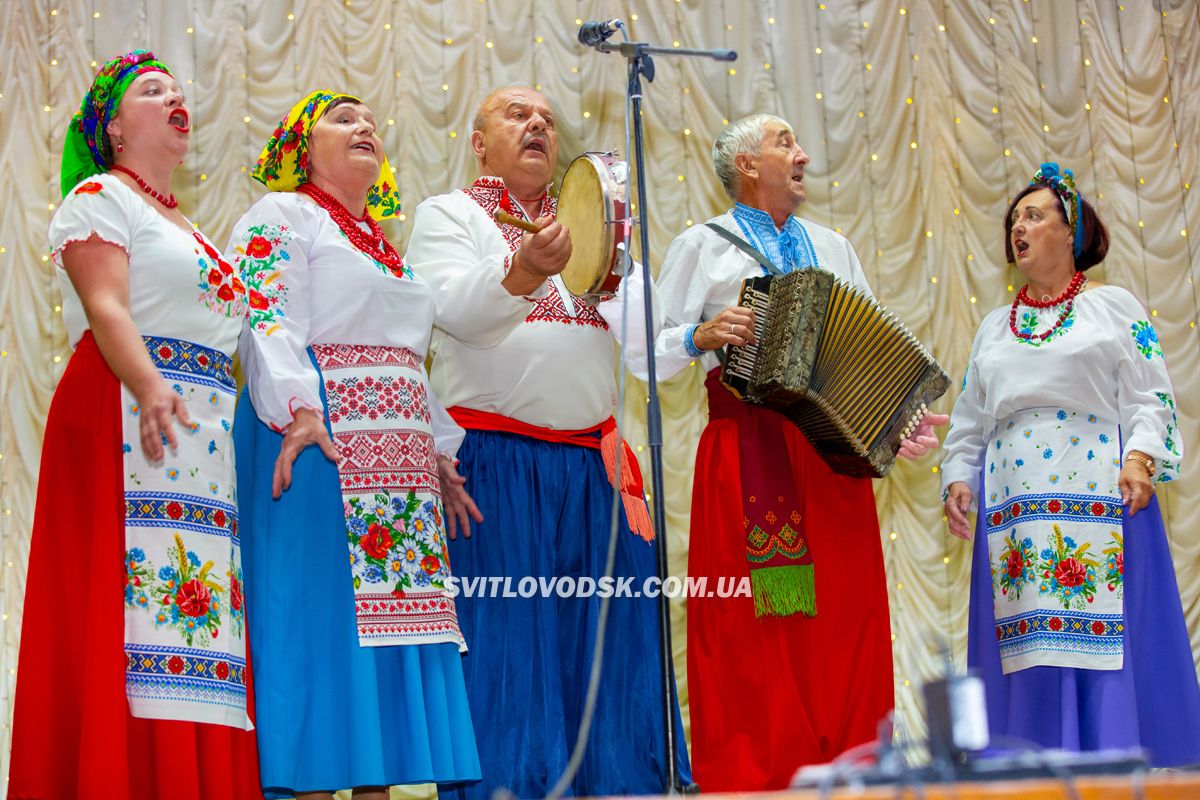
[7,334,263,800]
[686,370,893,792]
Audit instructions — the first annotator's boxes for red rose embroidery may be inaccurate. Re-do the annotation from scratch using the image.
[421,555,441,575]
[158,346,173,360]
[167,655,185,674]
[1091,621,1107,635]
[216,661,231,680]
[991,512,1003,526]
[1054,557,1087,588]
[1091,502,1106,516]
[1006,550,1023,579]
[212,509,227,528]
[1047,499,1062,513]
[1048,617,1063,631]
[175,579,212,618]
[360,523,393,560]
[197,353,210,367]
[1017,619,1028,635]
[246,235,273,259]
[995,626,1003,641]
[217,284,235,302]
[248,290,268,310]
[230,575,243,612]
[75,181,104,195]
[165,501,184,520]
[1010,503,1021,517]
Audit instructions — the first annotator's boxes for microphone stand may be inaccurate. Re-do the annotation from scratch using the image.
[586,27,735,796]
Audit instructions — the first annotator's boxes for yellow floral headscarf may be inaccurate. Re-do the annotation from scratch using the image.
[251,90,401,220]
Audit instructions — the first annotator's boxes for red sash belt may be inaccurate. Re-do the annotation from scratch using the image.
[447,406,654,542]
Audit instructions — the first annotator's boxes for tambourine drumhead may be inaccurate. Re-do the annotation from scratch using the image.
[557,154,620,297]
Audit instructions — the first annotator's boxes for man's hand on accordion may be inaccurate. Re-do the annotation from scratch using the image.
[896,412,949,461]
[694,306,757,351]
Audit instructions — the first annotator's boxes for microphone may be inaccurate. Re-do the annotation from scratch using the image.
[578,18,623,47]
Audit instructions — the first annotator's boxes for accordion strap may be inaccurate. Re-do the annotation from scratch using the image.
[705,222,782,276]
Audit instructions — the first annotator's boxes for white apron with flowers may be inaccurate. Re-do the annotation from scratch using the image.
[312,343,464,647]
[49,173,252,728]
[121,338,250,725]
[983,408,1125,673]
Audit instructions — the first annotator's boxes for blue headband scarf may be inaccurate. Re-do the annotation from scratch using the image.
[1030,162,1084,258]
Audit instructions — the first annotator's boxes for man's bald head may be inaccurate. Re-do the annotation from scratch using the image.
[470,85,558,197]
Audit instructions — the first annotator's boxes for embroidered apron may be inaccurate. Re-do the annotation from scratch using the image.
[984,407,1125,673]
[121,336,250,728]
[311,343,464,649]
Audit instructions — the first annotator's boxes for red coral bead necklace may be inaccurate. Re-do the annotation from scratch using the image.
[1009,270,1087,342]
[111,164,178,209]
[297,182,406,278]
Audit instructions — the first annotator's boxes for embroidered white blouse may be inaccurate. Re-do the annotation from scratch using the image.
[652,209,875,380]
[51,173,245,352]
[940,284,1182,495]
[227,192,463,456]
[406,178,659,430]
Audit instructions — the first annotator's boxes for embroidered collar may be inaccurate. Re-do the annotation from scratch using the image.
[731,202,819,274]
[467,176,553,221]
[465,176,556,252]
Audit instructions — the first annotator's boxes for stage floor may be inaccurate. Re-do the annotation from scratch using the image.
[733,772,1200,799]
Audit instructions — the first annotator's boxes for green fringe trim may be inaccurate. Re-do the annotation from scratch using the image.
[751,564,816,619]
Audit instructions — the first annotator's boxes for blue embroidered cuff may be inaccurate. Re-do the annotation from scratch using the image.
[684,324,704,358]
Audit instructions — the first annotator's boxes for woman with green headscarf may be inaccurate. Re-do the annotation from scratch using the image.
[227,91,480,799]
[8,51,264,799]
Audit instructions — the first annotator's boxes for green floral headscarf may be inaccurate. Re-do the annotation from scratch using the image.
[60,49,174,198]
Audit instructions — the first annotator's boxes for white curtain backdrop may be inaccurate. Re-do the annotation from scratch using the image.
[2,0,1198,789]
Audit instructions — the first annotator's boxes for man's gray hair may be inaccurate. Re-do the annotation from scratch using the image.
[711,113,791,200]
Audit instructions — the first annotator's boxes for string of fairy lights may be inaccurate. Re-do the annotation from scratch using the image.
[1154,4,1200,357]
[932,0,981,670]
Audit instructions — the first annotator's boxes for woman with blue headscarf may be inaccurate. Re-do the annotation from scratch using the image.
[9,50,262,799]
[941,163,1200,765]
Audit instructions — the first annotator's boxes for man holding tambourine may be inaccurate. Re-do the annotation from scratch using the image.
[405,85,690,800]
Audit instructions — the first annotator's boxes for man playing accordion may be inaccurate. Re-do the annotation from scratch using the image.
[653,113,944,791]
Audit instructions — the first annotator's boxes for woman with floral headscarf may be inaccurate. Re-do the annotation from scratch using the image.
[8,51,262,799]
[228,91,480,799]
[940,163,1200,764]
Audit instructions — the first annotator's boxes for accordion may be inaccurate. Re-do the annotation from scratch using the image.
[721,269,950,478]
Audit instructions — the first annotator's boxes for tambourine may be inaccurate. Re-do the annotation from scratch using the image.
[493,151,631,302]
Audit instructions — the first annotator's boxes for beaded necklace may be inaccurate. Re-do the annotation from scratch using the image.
[1009,271,1087,342]
[111,165,178,209]
[297,182,406,278]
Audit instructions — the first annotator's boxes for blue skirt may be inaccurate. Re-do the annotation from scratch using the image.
[235,390,481,797]
[441,429,691,799]
[968,480,1200,767]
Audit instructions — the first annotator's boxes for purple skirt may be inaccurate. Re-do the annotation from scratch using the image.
[968,487,1200,767]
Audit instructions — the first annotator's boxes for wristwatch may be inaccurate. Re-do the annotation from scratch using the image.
[1124,452,1156,478]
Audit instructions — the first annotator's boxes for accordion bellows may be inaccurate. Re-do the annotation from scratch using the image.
[721,269,950,478]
